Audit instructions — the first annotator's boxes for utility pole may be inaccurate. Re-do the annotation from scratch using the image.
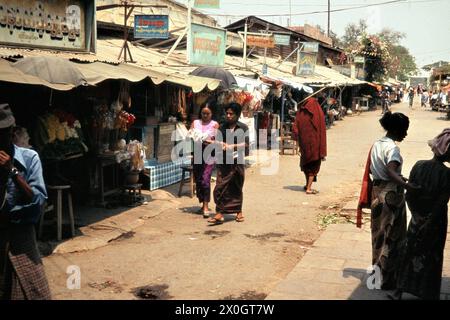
[289,0,292,27]
[327,0,331,37]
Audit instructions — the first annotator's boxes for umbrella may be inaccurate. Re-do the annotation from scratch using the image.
[12,56,87,87]
[190,66,237,90]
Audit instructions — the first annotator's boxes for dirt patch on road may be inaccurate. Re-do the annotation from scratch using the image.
[88,280,124,294]
[244,233,286,241]
[222,291,268,300]
[132,284,173,300]
[204,230,231,239]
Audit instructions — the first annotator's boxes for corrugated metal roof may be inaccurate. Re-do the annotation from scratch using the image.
[0,46,111,63]
[0,40,221,92]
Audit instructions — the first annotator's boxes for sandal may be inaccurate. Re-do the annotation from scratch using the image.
[235,214,245,222]
[197,208,211,218]
[306,189,319,195]
[203,211,211,219]
[208,214,224,225]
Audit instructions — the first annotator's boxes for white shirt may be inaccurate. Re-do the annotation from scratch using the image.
[370,137,403,181]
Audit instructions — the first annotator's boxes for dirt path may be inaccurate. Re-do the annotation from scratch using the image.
[43,102,447,300]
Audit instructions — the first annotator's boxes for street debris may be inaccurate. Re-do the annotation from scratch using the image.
[244,232,285,241]
[222,291,267,300]
[132,284,172,300]
[204,230,230,239]
[88,280,123,293]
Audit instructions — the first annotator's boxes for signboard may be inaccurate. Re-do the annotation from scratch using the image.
[247,34,275,48]
[354,56,365,64]
[134,15,169,39]
[188,23,226,67]
[157,123,176,163]
[0,0,96,52]
[273,34,290,46]
[301,42,319,53]
[297,52,317,76]
[194,0,220,9]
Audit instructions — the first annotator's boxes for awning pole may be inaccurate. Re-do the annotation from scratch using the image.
[298,86,328,105]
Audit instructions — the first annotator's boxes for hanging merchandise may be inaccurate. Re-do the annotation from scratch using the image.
[91,101,136,154]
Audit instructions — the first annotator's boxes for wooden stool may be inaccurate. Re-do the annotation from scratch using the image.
[280,135,298,155]
[122,183,143,206]
[178,165,195,198]
[39,185,75,241]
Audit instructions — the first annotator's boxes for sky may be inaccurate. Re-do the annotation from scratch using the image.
[177,0,450,68]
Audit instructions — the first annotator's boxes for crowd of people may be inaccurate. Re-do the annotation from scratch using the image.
[406,85,449,110]
[358,111,450,300]
[2,88,450,300]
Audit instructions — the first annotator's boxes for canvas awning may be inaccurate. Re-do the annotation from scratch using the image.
[0,58,74,91]
[0,43,221,92]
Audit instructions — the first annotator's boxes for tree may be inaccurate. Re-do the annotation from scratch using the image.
[377,28,405,45]
[389,45,417,81]
[357,35,390,82]
[341,19,368,51]
[337,22,417,81]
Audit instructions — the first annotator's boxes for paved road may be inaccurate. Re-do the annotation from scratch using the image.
[43,101,450,299]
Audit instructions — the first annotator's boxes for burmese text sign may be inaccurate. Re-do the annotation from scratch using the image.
[274,34,290,46]
[134,15,169,39]
[188,23,226,67]
[246,34,275,48]
[194,0,220,9]
[0,0,96,52]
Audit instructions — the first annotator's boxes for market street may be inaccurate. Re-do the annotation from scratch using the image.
[40,101,450,300]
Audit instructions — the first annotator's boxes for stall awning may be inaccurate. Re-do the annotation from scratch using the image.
[0,58,74,91]
[0,42,221,92]
[75,61,168,85]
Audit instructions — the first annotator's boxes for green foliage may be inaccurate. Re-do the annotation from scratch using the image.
[341,19,368,51]
[339,22,417,82]
[357,35,390,82]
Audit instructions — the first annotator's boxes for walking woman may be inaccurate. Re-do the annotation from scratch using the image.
[369,111,418,290]
[191,104,219,218]
[391,129,450,300]
[208,103,249,225]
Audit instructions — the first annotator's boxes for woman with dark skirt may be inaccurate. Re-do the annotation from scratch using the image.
[208,103,249,225]
[190,105,219,218]
[368,111,419,290]
[390,128,450,300]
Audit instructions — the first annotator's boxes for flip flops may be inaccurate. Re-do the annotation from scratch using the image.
[305,189,319,195]
[208,215,224,225]
[197,208,211,218]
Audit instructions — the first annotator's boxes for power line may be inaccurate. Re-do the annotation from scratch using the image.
[203,0,445,17]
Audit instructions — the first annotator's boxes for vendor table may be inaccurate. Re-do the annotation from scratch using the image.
[96,154,121,206]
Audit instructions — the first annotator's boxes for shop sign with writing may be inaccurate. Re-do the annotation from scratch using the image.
[188,23,226,67]
[246,34,275,48]
[354,56,365,64]
[0,0,96,52]
[297,51,317,76]
[273,34,290,46]
[134,15,169,39]
[301,42,319,53]
[194,0,220,9]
